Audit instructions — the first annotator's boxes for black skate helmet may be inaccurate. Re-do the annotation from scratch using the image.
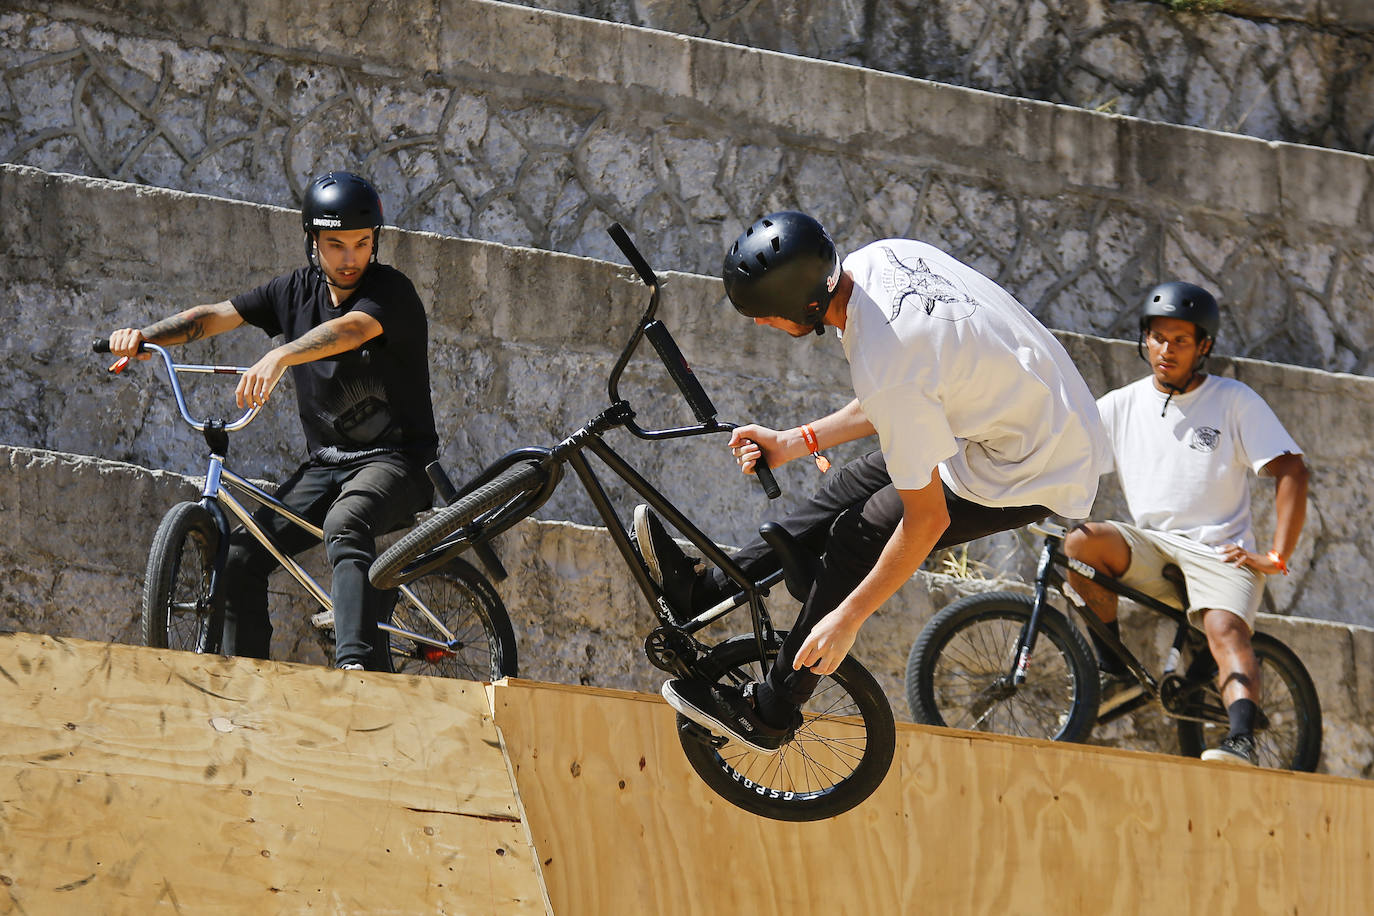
[1138,281,1220,344]
[1138,281,1220,410]
[301,171,385,270]
[722,211,841,332]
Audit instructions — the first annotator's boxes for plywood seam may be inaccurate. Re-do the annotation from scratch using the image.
[488,681,556,916]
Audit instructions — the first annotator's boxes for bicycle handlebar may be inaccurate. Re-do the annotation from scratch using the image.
[608,222,659,288]
[91,337,261,432]
[606,227,780,500]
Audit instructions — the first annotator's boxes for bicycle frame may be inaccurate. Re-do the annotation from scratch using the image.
[108,342,471,659]
[1017,521,1199,720]
[434,225,791,674]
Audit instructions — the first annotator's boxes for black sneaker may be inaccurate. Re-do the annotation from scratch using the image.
[1201,733,1258,766]
[631,505,701,613]
[1097,670,1146,717]
[662,678,797,755]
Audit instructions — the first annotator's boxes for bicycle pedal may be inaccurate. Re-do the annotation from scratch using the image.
[678,719,727,749]
[310,610,335,630]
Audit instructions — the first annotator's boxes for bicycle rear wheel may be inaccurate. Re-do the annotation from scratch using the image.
[370,460,546,589]
[675,633,896,822]
[389,558,517,680]
[1175,631,1322,771]
[143,501,221,654]
[906,592,1100,742]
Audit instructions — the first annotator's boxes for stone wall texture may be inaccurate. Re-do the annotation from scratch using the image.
[513,0,1374,154]
[3,0,1374,375]
[5,163,1372,627]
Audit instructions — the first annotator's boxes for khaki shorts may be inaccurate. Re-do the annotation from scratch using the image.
[1107,521,1265,632]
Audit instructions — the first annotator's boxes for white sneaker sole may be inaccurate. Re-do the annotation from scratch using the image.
[661,681,782,756]
[1200,748,1256,766]
[632,505,664,585]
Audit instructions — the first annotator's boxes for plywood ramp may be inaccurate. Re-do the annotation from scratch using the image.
[0,632,545,915]
[493,679,1374,916]
[7,633,1374,915]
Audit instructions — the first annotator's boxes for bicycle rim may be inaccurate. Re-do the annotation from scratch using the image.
[676,634,895,822]
[144,502,220,654]
[1175,632,1322,771]
[908,592,1098,742]
[389,559,517,680]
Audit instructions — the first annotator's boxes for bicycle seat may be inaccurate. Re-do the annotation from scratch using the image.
[759,522,819,601]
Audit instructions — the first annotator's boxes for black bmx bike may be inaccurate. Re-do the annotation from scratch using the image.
[370,225,896,821]
[94,339,517,681]
[905,521,1322,771]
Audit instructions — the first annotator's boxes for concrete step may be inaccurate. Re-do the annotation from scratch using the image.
[507,0,1374,155]
[2,0,1372,374]
[4,162,1371,624]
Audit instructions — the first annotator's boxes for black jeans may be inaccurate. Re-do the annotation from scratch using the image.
[221,453,433,670]
[698,449,1049,723]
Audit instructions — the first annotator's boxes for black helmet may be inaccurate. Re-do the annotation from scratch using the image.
[1139,281,1220,342]
[722,211,841,328]
[302,171,384,234]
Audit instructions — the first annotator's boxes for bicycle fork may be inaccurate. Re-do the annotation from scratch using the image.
[1011,544,1056,686]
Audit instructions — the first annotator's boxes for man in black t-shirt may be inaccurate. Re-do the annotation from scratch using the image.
[107,172,439,670]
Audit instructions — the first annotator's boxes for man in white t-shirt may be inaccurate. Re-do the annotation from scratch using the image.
[632,211,1112,754]
[1064,281,1308,766]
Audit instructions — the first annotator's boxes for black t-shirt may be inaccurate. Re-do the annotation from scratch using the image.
[231,264,439,464]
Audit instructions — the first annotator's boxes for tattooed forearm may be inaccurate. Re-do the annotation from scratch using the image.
[140,307,215,344]
[285,324,345,356]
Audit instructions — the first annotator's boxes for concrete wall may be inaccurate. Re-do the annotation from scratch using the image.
[6,163,1374,619]
[512,0,1374,153]
[3,0,1374,374]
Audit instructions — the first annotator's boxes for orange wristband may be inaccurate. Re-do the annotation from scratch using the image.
[1267,550,1289,576]
[800,424,831,473]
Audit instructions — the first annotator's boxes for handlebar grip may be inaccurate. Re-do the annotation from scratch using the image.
[607,223,659,288]
[754,459,781,500]
[92,338,148,354]
[643,321,717,425]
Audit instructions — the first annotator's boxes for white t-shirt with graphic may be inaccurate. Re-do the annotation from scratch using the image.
[1097,374,1301,550]
[839,239,1111,518]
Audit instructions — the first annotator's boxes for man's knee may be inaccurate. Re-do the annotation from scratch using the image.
[1202,608,1252,645]
[1064,522,1130,577]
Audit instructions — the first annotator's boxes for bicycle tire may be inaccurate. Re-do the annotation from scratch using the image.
[370,460,546,589]
[906,591,1100,742]
[1175,631,1322,771]
[675,633,896,822]
[143,501,221,654]
[389,557,518,680]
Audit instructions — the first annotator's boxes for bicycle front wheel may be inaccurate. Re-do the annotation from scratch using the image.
[1175,631,1322,771]
[370,460,547,589]
[906,591,1100,742]
[143,501,221,654]
[389,557,518,680]
[675,633,896,822]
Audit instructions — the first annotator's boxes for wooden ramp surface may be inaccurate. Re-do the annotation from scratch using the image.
[494,680,1374,916]
[5,632,1374,915]
[0,633,544,915]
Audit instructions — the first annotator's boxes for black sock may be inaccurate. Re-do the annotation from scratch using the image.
[1092,619,1128,675]
[1227,698,1258,738]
